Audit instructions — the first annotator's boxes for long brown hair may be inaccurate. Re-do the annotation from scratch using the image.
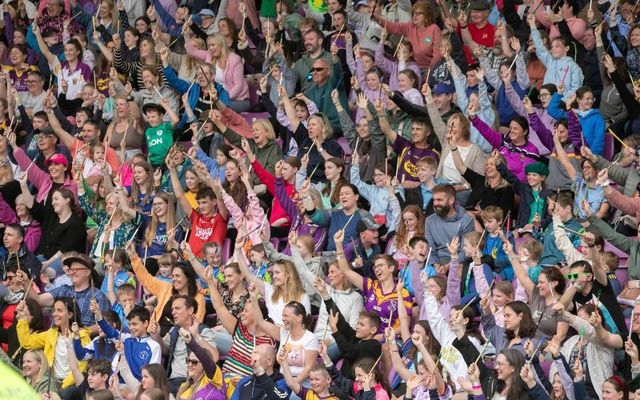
[144,192,177,248]
[130,160,155,211]
[271,260,305,304]
[323,157,348,207]
[394,205,425,251]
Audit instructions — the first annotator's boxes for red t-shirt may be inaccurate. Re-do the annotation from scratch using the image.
[459,22,496,64]
[188,210,227,257]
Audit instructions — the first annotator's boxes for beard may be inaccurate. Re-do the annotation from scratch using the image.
[434,204,451,218]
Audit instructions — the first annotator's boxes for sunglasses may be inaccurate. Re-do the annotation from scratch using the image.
[186,359,200,366]
[565,272,587,280]
[311,67,326,72]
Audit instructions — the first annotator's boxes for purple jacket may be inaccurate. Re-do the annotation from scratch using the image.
[374,40,422,92]
[275,178,327,254]
[505,84,557,153]
[471,117,540,182]
[13,147,78,204]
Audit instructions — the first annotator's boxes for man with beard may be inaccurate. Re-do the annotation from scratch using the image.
[44,100,120,174]
[424,184,474,273]
[292,28,333,92]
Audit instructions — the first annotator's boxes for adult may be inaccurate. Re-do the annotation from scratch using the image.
[25,128,73,175]
[21,252,108,330]
[16,297,92,390]
[32,26,92,101]
[104,96,144,159]
[424,184,474,267]
[126,246,206,336]
[113,36,165,92]
[184,33,250,112]
[292,28,333,92]
[0,224,42,286]
[375,1,442,69]
[21,349,53,394]
[282,90,343,184]
[158,295,216,394]
[18,170,86,276]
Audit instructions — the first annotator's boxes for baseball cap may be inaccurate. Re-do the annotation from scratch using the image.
[45,153,68,167]
[356,214,381,234]
[199,9,215,17]
[470,0,490,10]
[432,83,455,95]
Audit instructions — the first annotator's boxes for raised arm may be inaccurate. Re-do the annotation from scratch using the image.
[504,240,534,297]
[334,230,364,291]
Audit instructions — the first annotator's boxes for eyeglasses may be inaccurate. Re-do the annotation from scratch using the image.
[311,67,326,72]
[538,93,550,99]
[68,267,88,273]
[5,274,17,280]
[580,98,595,103]
[186,359,200,366]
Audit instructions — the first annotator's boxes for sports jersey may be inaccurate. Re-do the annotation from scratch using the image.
[362,277,412,333]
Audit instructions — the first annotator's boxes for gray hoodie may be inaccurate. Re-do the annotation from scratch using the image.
[425,204,475,263]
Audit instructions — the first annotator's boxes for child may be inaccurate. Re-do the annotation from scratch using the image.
[527,13,584,100]
[65,330,112,397]
[84,143,113,189]
[194,142,230,182]
[87,390,115,400]
[142,99,180,169]
[350,152,401,231]
[102,249,134,294]
[321,279,382,379]
[514,239,544,303]
[107,282,137,333]
[400,156,441,216]
[401,236,433,298]
[480,206,516,280]
[94,302,161,381]
[478,281,514,328]
[155,252,176,283]
[602,251,622,297]
[73,310,121,362]
[279,360,349,400]
[249,244,273,284]
[542,192,583,266]
[323,351,391,400]
[496,160,552,235]
[459,231,495,310]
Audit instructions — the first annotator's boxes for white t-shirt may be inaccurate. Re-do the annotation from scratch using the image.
[278,327,319,378]
[264,283,311,326]
[53,334,69,380]
[442,144,471,185]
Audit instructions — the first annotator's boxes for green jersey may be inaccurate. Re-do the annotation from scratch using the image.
[145,122,174,166]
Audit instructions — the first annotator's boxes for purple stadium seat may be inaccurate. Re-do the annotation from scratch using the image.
[603,133,614,161]
[222,238,232,264]
[241,112,270,125]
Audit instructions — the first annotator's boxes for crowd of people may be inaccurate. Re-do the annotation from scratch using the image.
[2,0,640,398]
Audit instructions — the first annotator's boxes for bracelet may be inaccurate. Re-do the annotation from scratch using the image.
[450,147,458,152]
[336,252,345,255]
[472,384,481,390]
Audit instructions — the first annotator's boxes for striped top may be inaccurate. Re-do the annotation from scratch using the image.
[222,323,275,378]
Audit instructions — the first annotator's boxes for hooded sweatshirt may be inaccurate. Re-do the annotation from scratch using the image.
[547,92,606,156]
[424,204,475,262]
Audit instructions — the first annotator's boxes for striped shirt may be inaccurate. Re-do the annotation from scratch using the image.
[223,323,275,378]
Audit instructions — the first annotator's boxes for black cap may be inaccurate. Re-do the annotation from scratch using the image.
[142,103,166,115]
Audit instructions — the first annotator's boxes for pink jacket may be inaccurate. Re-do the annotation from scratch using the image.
[184,45,250,101]
[221,189,269,244]
[221,107,252,138]
[13,147,78,204]
[380,20,442,69]
[23,220,42,253]
[605,186,640,222]
[225,0,260,34]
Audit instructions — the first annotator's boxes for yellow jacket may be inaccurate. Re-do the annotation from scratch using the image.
[131,255,206,324]
[16,319,92,389]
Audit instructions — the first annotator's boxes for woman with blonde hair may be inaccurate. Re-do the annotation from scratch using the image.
[282,91,344,184]
[389,205,426,265]
[104,96,144,159]
[186,33,250,111]
[78,184,137,261]
[211,116,283,188]
[22,349,53,394]
[236,236,311,325]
